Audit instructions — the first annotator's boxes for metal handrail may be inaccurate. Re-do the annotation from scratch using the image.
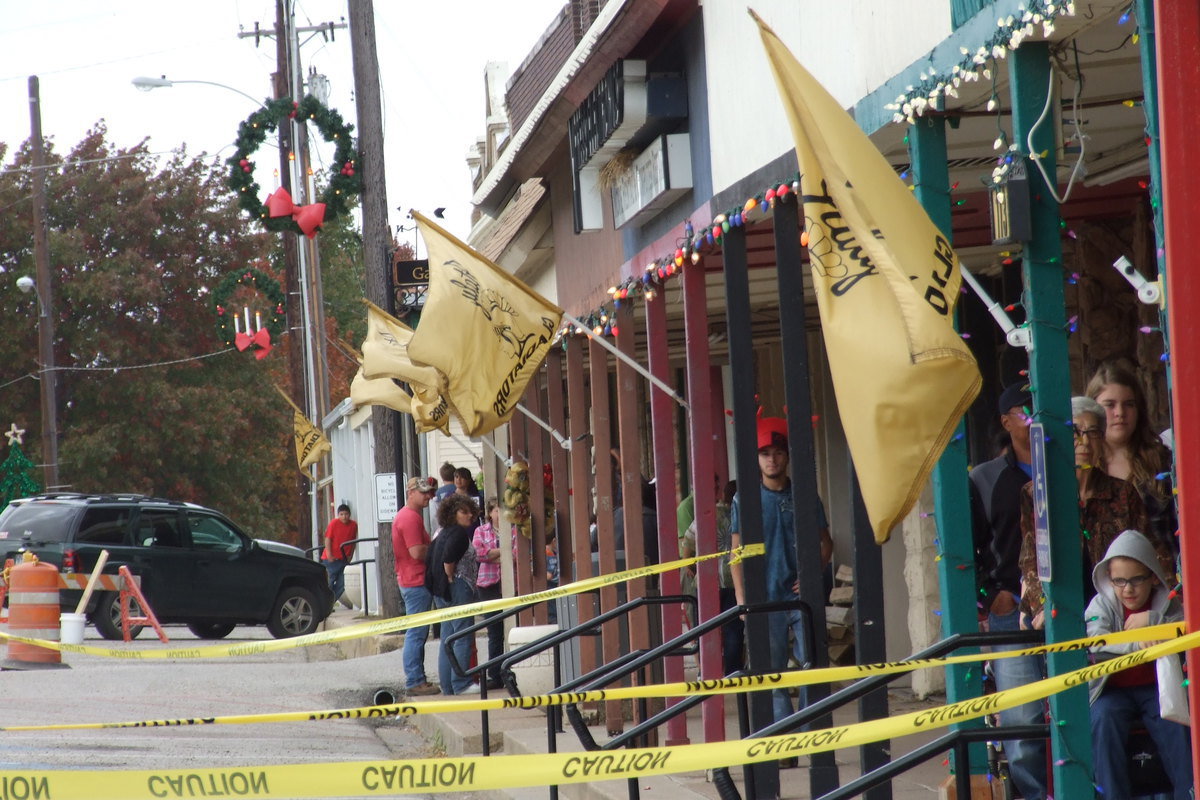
[307,536,379,617]
[442,592,699,763]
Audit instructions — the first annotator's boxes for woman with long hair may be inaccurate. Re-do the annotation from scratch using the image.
[1086,361,1177,562]
[425,493,481,695]
[1018,396,1168,628]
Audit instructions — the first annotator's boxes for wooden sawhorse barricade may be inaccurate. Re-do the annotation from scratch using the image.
[2,560,168,643]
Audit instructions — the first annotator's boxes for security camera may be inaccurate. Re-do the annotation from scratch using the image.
[15,275,35,294]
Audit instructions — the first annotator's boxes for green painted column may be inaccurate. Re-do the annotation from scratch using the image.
[1010,42,1092,797]
[1135,0,1173,392]
[910,115,987,776]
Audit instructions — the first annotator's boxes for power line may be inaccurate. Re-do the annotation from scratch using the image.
[0,150,181,177]
[0,348,240,399]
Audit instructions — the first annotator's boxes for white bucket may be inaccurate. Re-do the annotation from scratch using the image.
[60,612,86,645]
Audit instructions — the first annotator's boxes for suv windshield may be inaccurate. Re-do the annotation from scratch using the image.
[0,503,81,545]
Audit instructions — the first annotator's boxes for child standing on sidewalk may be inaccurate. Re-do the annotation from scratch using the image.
[1084,529,1192,799]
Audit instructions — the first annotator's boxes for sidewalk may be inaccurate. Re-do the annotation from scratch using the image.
[320,607,968,800]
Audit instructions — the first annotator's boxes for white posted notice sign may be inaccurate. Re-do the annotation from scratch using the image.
[375,473,397,523]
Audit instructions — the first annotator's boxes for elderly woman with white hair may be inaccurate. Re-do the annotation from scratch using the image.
[1016,396,1172,629]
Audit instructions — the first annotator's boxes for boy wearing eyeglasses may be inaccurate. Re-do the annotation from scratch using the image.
[1084,529,1192,799]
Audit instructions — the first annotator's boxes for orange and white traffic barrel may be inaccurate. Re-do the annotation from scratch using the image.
[3,553,68,670]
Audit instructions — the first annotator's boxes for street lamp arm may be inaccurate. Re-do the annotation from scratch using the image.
[131,76,268,109]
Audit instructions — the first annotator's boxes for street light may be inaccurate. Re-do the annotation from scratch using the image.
[16,275,58,489]
[131,76,267,108]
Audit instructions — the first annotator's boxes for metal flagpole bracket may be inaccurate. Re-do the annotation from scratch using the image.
[561,311,690,411]
[1112,255,1163,307]
[960,267,1031,350]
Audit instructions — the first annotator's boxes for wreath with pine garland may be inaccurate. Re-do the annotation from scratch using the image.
[213,268,287,346]
[226,95,361,235]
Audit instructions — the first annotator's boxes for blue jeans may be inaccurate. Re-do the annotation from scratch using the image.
[323,558,347,599]
[719,587,745,675]
[477,583,505,682]
[988,608,1048,800]
[399,585,432,689]
[1092,682,1194,800]
[767,607,810,723]
[434,577,477,694]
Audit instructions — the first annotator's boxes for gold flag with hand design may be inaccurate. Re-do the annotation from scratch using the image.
[753,10,981,543]
[408,212,563,437]
[293,410,330,470]
[360,301,451,433]
[274,385,332,470]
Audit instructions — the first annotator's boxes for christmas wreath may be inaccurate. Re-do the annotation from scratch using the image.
[213,268,287,358]
[226,95,361,236]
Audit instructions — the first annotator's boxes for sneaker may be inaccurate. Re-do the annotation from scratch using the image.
[407,683,440,696]
[455,683,481,695]
[485,678,505,691]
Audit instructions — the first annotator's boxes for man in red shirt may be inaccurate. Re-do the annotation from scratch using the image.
[393,476,439,695]
[322,503,358,609]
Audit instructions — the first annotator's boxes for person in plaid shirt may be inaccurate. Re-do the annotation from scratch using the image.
[473,499,506,690]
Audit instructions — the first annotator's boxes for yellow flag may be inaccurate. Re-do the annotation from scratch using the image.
[360,301,451,433]
[408,212,564,437]
[293,410,331,470]
[754,11,981,543]
[361,301,443,390]
[350,368,412,414]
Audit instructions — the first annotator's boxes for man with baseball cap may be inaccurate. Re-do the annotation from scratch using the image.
[731,416,833,726]
[969,381,1047,799]
[393,476,439,695]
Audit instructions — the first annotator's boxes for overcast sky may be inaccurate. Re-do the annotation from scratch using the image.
[0,0,566,242]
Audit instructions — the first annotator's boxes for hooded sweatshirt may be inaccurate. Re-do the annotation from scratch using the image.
[1083,529,1183,704]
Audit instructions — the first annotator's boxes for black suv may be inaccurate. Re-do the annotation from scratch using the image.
[0,494,333,640]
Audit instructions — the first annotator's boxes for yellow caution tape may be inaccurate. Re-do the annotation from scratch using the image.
[4,629,1197,799]
[2,623,1183,732]
[0,544,764,660]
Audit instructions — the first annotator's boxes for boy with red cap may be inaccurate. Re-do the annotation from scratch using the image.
[730,416,833,724]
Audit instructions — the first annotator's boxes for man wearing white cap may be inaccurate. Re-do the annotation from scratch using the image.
[393,476,439,695]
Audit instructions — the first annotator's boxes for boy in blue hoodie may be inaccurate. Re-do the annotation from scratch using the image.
[1084,529,1192,799]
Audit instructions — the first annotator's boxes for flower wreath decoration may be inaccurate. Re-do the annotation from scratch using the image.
[213,268,287,355]
[226,95,361,235]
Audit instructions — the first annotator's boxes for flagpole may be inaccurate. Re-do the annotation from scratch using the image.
[516,403,571,450]
[443,431,485,467]
[560,312,690,411]
[959,268,1031,349]
[476,432,511,466]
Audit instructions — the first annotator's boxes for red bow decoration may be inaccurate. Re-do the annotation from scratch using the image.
[264,187,327,238]
[235,327,272,360]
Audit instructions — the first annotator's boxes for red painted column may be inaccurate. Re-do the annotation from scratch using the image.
[565,336,599,678]
[1154,0,1200,783]
[681,256,724,743]
[645,286,688,745]
[525,382,548,624]
[589,337,623,734]
[546,352,573,584]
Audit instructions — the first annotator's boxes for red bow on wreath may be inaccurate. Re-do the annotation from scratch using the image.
[265,187,327,238]
[236,327,272,360]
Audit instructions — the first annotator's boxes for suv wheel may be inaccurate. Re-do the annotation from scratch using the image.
[266,586,320,638]
[92,592,144,641]
[187,622,236,639]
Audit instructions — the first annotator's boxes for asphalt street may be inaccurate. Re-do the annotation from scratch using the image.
[0,621,484,799]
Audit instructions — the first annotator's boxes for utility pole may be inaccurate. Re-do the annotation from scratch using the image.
[27,76,58,490]
[240,2,345,548]
[349,0,401,618]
